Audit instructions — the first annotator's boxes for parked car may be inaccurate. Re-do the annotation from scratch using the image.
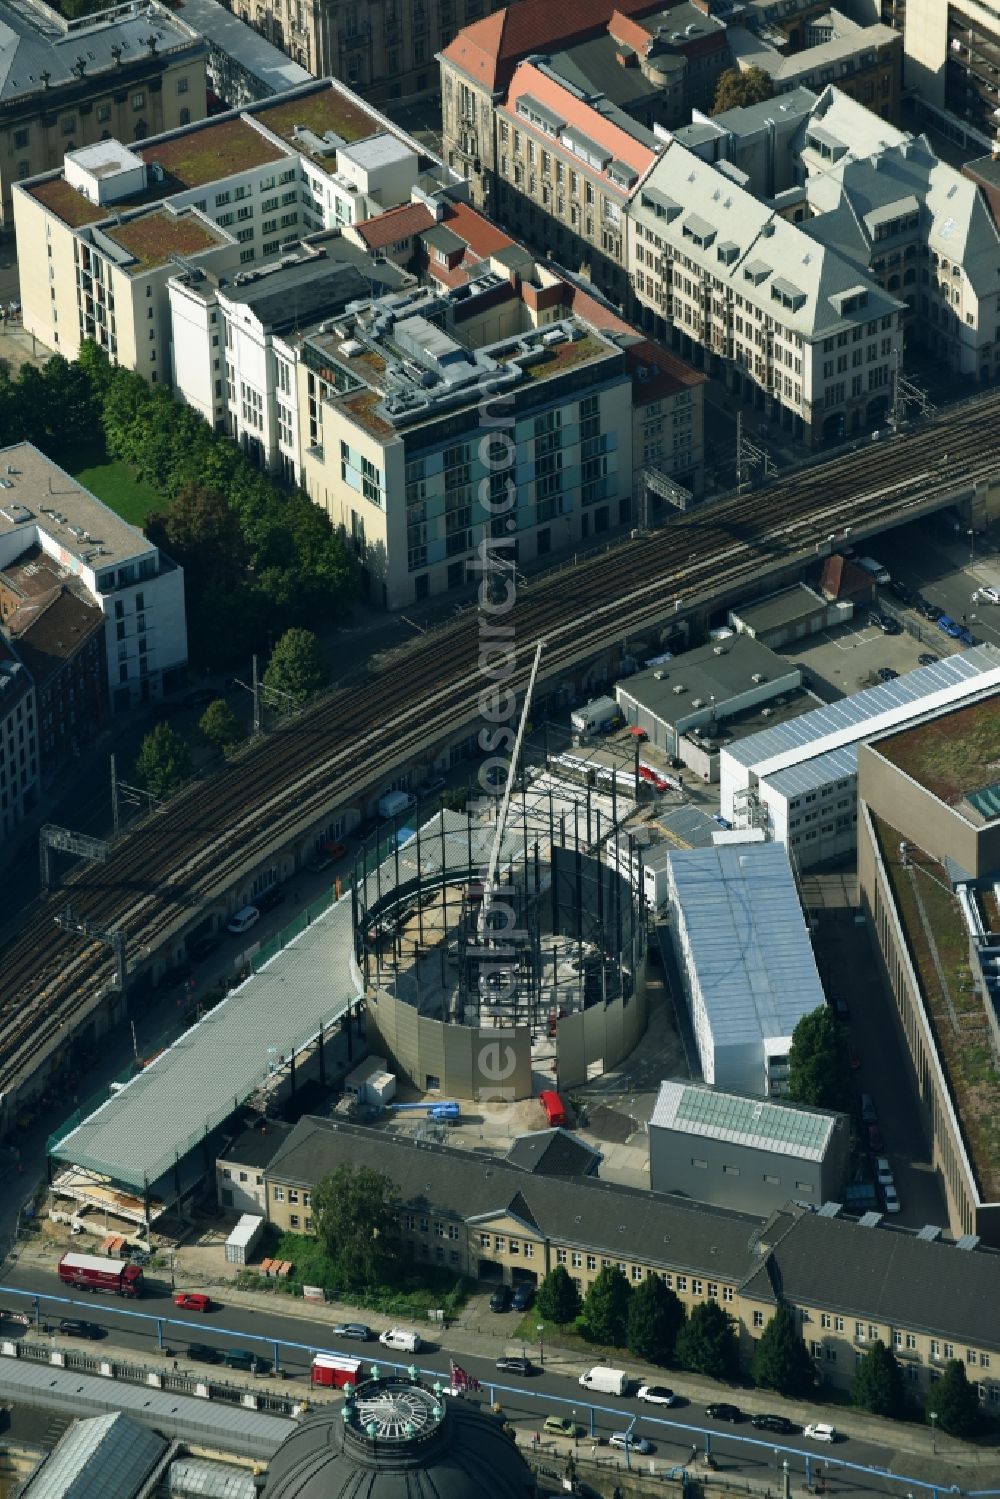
[187,1343,222,1364]
[973,586,1000,605]
[804,1423,838,1443]
[860,1093,877,1124]
[512,1282,535,1312]
[638,1385,676,1406]
[256,885,286,914]
[867,1123,884,1151]
[496,1356,534,1375]
[544,1416,582,1438]
[877,667,899,682]
[712,814,732,830]
[917,654,939,667]
[333,1322,371,1341]
[937,615,963,639]
[58,1318,103,1339]
[917,599,942,621]
[227,906,260,935]
[874,1156,894,1187]
[188,934,220,963]
[883,1183,901,1214]
[705,1403,742,1422]
[610,1433,654,1455]
[489,1286,512,1313]
[889,580,914,605]
[223,1348,270,1373]
[751,1414,797,1435]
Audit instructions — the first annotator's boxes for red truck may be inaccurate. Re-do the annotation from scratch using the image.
[57,1252,144,1298]
[539,1090,568,1127]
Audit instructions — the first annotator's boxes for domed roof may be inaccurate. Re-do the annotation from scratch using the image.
[265,1376,537,1499]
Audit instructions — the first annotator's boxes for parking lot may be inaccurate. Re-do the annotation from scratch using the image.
[771,514,1000,700]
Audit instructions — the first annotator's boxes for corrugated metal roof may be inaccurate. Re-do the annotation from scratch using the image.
[0,1361,291,1459]
[762,742,857,799]
[667,842,825,1047]
[651,1079,836,1162]
[169,1458,257,1499]
[23,1412,166,1499]
[726,646,1000,772]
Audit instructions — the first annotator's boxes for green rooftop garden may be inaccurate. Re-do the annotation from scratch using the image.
[878,697,1000,807]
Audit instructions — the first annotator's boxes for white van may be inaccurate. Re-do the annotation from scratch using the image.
[579,1365,629,1396]
[377,790,417,821]
[227,905,260,935]
[379,1327,422,1353]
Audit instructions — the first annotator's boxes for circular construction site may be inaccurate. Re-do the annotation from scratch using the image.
[350,785,650,1102]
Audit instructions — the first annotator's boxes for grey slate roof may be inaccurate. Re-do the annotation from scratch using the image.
[22,1412,166,1499]
[504,1127,602,1177]
[266,1116,762,1279]
[218,1121,293,1170]
[221,257,373,332]
[744,1210,1000,1351]
[0,1,203,102]
[171,0,312,95]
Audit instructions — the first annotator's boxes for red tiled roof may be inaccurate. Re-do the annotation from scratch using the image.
[608,9,653,53]
[623,339,708,399]
[506,63,656,179]
[354,201,435,249]
[441,0,664,92]
[442,199,516,259]
[818,554,875,601]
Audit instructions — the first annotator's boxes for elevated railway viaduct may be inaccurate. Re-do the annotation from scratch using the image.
[1,395,999,1132]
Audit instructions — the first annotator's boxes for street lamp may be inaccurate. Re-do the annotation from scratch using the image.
[968,528,976,569]
[929,1410,938,1453]
[537,1323,545,1368]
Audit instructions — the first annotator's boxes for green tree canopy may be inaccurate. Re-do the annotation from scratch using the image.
[931,1359,980,1438]
[312,1163,400,1291]
[582,1264,632,1346]
[263,628,327,711]
[751,1305,816,1398]
[852,1339,906,1419]
[786,1005,851,1111]
[675,1299,739,1382]
[536,1264,581,1324]
[626,1273,685,1366]
[198,698,245,753]
[712,65,774,115]
[135,722,191,799]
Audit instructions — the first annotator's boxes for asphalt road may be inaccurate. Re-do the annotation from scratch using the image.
[0,1264,907,1493]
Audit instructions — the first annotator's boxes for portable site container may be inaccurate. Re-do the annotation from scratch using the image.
[311,1354,363,1388]
[224,1213,265,1266]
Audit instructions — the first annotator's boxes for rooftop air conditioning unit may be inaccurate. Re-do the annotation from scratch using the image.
[713,645,726,655]
[751,672,766,684]
[672,683,685,693]
[690,698,704,709]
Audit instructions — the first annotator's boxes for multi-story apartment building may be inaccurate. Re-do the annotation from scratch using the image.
[798,88,1000,382]
[628,137,905,442]
[439,0,730,220]
[14,79,457,374]
[0,641,38,848]
[230,0,485,104]
[0,0,209,226]
[0,445,186,712]
[264,1115,1000,1408]
[858,687,1000,1246]
[0,549,108,779]
[298,272,636,606]
[726,7,902,121]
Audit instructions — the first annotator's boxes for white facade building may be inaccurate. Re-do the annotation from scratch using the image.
[0,445,187,712]
[720,647,1000,870]
[665,841,826,1097]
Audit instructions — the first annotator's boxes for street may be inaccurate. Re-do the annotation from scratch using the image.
[0,1262,954,1497]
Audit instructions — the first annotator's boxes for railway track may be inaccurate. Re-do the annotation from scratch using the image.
[2,391,999,1100]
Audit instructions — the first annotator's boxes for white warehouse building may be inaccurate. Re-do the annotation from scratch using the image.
[720,647,1000,869]
[665,842,826,1097]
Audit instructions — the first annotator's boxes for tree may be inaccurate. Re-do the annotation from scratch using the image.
[931,1359,980,1438]
[626,1273,685,1366]
[675,1299,739,1382]
[312,1163,400,1290]
[582,1264,632,1346]
[263,627,326,711]
[852,1340,906,1419]
[751,1305,816,1398]
[712,65,774,116]
[786,1005,851,1112]
[536,1264,581,1324]
[198,698,245,753]
[135,723,191,799]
